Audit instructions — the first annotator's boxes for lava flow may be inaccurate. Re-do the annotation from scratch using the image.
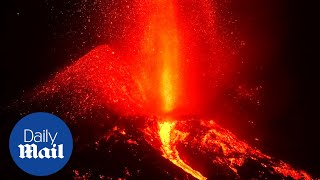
[13,0,315,179]
[158,120,206,180]
[142,118,312,180]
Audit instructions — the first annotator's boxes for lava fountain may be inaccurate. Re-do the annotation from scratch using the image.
[152,1,180,113]
[131,0,182,115]
[137,1,206,179]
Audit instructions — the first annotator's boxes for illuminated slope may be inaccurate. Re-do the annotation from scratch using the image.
[28,45,144,117]
[143,118,312,180]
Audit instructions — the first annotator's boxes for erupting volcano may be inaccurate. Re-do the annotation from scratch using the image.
[9,0,314,179]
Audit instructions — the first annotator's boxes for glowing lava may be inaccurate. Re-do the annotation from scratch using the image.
[142,118,312,180]
[150,0,180,113]
[138,1,208,179]
[158,120,206,180]
[137,0,181,114]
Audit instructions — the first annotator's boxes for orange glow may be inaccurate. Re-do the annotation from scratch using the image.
[158,120,207,180]
[154,1,179,113]
[161,67,177,113]
[138,0,180,113]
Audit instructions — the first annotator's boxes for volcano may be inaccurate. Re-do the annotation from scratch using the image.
[6,43,311,179]
[2,0,315,179]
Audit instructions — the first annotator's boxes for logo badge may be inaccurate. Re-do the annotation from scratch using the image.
[9,112,73,176]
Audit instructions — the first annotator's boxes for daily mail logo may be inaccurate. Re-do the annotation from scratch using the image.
[18,129,64,159]
[9,112,73,176]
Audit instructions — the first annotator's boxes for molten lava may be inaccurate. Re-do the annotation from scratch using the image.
[158,120,206,180]
[143,118,312,180]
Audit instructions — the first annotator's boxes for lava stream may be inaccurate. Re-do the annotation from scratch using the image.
[159,120,206,180]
